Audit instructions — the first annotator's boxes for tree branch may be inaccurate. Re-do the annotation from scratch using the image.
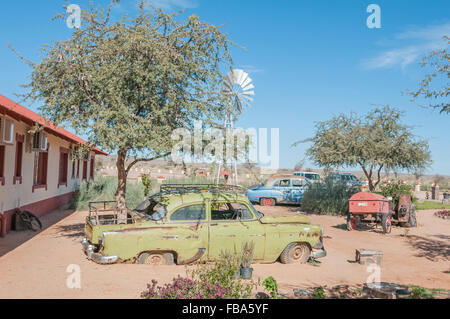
[125,152,171,174]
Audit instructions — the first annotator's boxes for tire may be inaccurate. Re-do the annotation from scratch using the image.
[280,242,311,264]
[346,214,357,231]
[260,198,275,207]
[138,252,175,265]
[381,214,392,234]
[407,204,417,227]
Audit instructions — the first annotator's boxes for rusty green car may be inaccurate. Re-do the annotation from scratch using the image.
[81,185,326,265]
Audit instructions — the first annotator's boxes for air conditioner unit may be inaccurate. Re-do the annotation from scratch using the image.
[32,132,48,152]
[0,116,14,145]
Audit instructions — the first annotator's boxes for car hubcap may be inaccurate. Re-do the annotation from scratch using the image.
[385,217,391,232]
[290,244,307,261]
[263,198,272,206]
[146,254,164,265]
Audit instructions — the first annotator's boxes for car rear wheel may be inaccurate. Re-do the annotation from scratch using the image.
[138,252,175,265]
[280,242,311,264]
[346,214,357,231]
[381,214,392,234]
[260,198,275,206]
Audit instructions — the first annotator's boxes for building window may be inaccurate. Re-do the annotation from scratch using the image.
[0,145,5,186]
[58,147,69,187]
[90,156,95,180]
[82,160,88,180]
[71,159,76,179]
[33,150,48,191]
[14,134,24,184]
[76,159,80,178]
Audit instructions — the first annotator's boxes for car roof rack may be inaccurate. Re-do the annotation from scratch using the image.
[159,184,246,195]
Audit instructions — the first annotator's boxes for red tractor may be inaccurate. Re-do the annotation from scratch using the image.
[347,192,417,234]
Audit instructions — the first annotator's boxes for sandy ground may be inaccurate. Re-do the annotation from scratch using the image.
[0,206,448,298]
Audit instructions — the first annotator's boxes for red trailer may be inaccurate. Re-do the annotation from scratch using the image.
[347,192,416,234]
[348,192,391,233]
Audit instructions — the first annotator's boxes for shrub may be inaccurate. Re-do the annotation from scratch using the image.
[262,276,279,299]
[301,180,360,215]
[70,175,145,210]
[141,174,155,196]
[409,285,434,299]
[377,180,415,203]
[141,251,258,299]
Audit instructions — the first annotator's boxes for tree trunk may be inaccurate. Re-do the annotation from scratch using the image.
[116,149,128,224]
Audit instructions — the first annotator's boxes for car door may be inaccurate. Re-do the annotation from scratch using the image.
[289,178,305,203]
[208,201,266,262]
[273,178,292,202]
[166,203,209,264]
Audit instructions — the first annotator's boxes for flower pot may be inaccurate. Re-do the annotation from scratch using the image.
[240,267,253,279]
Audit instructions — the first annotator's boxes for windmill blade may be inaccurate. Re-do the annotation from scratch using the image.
[234,69,246,87]
[242,83,255,92]
[222,79,233,92]
[242,90,255,96]
[241,95,254,102]
[240,74,252,88]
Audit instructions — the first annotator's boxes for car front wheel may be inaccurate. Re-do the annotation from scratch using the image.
[280,242,311,264]
[138,252,175,265]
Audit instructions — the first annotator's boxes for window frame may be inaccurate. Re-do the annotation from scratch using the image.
[0,145,5,186]
[13,134,24,184]
[32,144,49,192]
[58,147,69,187]
[209,201,257,222]
[169,203,206,222]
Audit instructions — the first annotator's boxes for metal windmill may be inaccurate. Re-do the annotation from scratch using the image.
[215,69,254,185]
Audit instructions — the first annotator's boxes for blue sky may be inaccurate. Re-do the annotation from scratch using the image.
[1,0,449,174]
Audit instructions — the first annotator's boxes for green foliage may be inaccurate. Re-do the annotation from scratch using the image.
[262,276,279,299]
[408,36,449,114]
[313,286,325,299]
[377,181,415,203]
[70,175,145,210]
[301,180,360,215]
[294,106,431,191]
[162,176,214,186]
[415,201,450,210]
[409,285,434,299]
[141,174,155,196]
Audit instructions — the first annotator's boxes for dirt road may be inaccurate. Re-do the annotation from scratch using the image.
[0,206,448,298]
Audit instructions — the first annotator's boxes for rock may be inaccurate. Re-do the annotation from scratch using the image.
[363,282,408,299]
[293,288,313,298]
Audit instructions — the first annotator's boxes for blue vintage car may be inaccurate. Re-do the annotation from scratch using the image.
[246,177,309,206]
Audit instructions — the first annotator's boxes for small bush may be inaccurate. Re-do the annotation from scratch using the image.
[262,276,279,299]
[141,251,258,299]
[70,175,145,210]
[377,180,415,203]
[301,180,360,215]
[409,285,434,299]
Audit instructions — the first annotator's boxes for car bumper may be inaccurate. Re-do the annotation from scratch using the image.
[81,238,119,264]
[311,249,327,259]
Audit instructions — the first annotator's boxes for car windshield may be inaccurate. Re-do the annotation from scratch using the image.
[305,173,320,180]
[133,196,167,221]
[249,202,264,219]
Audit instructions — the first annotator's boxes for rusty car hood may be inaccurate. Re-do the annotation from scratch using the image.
[259,214,310,224]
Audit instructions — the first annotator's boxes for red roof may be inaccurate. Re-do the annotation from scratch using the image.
[0,94,107,155]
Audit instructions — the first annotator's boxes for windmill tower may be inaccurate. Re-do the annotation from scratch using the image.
[215,69,254,185]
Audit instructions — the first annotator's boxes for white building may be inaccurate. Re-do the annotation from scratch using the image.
[0,94,107,236]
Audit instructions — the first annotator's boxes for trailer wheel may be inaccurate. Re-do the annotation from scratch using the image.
[407,204,417,227]
[260,198,275,207]
[381,214,392,234]
[138,252,174,265]
[346,214,357,231]
[280,242,311,264]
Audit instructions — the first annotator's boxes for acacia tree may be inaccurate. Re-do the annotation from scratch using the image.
[20,1,235,221]
[409,35,449,113]
[295,106,431,191]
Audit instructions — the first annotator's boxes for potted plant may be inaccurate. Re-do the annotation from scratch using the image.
[240,241,255,279]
